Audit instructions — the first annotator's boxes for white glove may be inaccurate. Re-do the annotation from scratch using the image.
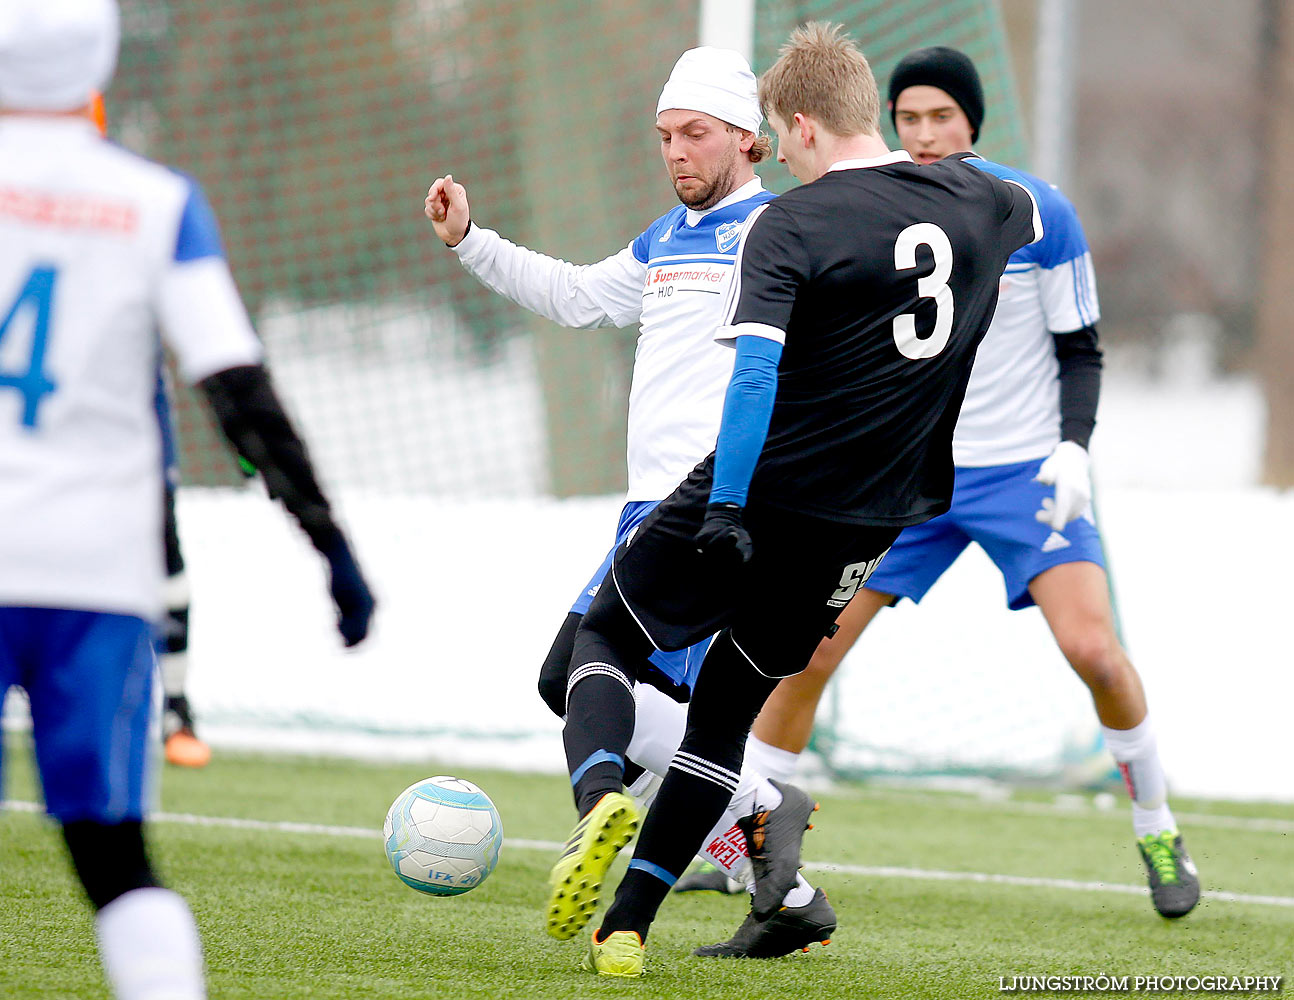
[1034,440,1092,531]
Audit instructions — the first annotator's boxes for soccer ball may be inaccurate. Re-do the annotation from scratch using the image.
[383,776,504,896]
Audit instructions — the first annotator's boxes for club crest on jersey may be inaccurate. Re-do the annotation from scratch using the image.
[658,225,674,243]
[715,220,742,253]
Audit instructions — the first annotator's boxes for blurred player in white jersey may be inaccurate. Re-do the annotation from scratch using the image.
[95,88,209,769]
[425,48,834,957]
[741,46,1199,920]
[0,3,375,998]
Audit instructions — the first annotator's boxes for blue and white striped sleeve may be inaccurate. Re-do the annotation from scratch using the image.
[157,176,263,383]
[1029,187,1101,333]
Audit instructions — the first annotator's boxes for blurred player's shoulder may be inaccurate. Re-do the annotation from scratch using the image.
[0,118,217,259]
[952,154,1085,264]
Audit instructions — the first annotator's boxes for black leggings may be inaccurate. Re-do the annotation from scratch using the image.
[536,612,582,718]
[62,820,159,911]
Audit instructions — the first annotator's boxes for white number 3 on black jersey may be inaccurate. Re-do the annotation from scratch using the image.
[892,223,955,360]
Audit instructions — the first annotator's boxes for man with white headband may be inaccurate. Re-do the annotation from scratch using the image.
[0,2,375,997]
[426,47,836,967]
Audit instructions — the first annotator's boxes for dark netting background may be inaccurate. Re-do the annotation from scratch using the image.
[107,0,1021,500]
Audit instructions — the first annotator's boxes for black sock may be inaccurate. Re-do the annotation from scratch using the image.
[622,759,646,789]
[62,820,159,911]
[600,767,737,942]
[563,583,657,816]
[564,670,633,816]
[601,867,672,943]
[598,630,779,936]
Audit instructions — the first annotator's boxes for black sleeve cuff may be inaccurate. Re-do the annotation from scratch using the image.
[1052,325,1103,450]
[199,364,339,549]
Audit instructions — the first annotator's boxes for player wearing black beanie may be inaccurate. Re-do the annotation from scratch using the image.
[887,45,985,141]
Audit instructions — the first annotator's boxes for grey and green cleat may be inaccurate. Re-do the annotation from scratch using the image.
[1137,830,1200,918]
[546,792,639,940]
[581,929,645,977]
[672,861,746,895]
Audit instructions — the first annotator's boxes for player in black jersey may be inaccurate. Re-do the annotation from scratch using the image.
[562,23,1042,976]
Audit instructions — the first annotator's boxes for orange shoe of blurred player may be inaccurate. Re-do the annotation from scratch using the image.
[163,695,211,768]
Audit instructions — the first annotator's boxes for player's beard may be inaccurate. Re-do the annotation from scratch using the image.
[673,143,740,211]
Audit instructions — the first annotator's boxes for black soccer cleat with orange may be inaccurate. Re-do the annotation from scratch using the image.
[693,888,836,958]
[737,779,819,919]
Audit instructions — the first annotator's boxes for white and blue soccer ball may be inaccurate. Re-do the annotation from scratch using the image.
[383,776,503,896]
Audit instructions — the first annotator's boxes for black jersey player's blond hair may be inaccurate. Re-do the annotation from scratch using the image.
[758,21,880,138]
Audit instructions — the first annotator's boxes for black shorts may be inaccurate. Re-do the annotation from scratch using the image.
[607,456,900,679]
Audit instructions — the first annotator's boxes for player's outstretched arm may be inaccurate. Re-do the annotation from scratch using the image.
[422,172,645,330]
[199,365,376,647]
[424,173,471,247]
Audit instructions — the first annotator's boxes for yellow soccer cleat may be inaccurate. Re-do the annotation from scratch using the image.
[581,929,645,977]
[545,792,639,940]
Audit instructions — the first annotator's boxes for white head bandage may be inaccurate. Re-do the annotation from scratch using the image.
[656,46,762,133]
[0,0,120,112]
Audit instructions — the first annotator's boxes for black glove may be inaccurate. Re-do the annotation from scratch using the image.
[317,531,376,647]
[694,502,753,566]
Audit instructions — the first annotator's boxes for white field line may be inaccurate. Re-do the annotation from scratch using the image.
[828,787,1294,835]
[5,799,1293,910]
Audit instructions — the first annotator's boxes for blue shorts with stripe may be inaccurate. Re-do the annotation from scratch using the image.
[0,608,156,823]
[865,457,1106,611]
[570,500,710,692]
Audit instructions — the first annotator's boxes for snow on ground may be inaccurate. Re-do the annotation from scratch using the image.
[166,370,1291,802]
[4,367,1288,802]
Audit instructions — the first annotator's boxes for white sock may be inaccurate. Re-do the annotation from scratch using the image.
[1101,716,1176,838]
[624,769,661,808]
[781,873,816,908]
[160,572,190,699]
[744,734,800,783]
[160,651,189,700]
[624,769,654,797]
[698,810,753,886]
[694,813,818,905]
[728,773,782,820]
[96,887,205,1000]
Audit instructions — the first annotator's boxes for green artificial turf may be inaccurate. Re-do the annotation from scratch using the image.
[2,739,1290,999]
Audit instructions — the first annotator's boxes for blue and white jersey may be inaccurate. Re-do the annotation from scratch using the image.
[452,178,774,500]
[0,117,262,619]
[955,161,1100,466]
